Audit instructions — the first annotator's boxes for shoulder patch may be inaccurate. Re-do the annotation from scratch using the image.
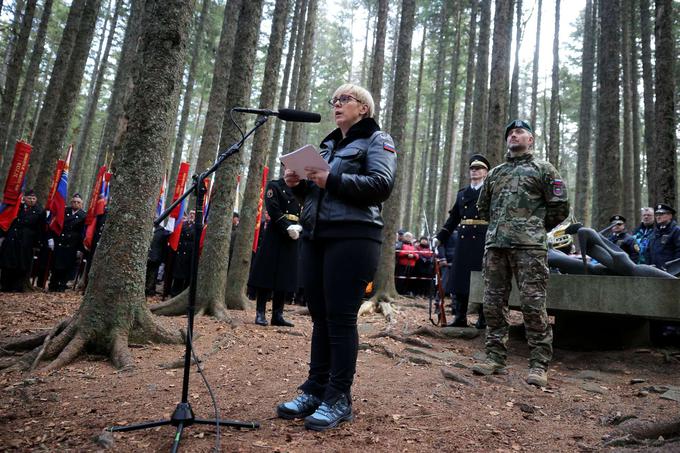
[552,179,564,196]
[266,188,273,198]
[383,142,396,154]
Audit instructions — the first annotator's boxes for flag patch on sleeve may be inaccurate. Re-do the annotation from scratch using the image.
[383,143,396,153]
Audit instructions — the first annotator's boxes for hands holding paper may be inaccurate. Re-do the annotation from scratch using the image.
[287,224,303,240]
[284,167,330,189]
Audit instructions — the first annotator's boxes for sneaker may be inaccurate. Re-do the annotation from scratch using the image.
[303,394,353,431]
[276,392,321,420]
[471,359,507,376]
[526,367,548,387]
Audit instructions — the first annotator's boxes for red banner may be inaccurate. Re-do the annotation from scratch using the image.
[252,167,269,252]
[85,165,107,226]
[2,141,32,204]
[46,160,65,209]
[170,162,190,219]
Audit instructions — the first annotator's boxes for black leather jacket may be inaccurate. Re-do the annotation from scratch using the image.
[292,118,397,241]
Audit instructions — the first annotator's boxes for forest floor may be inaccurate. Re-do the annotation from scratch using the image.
[1,291,680,452]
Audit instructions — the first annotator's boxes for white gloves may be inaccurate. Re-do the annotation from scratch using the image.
[432,237,440,248]
[287,224,303,240]
[47,238,55,250]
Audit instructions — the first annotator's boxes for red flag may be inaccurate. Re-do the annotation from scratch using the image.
[168,162,190,251]
[198,177,212,254]
[252,166,269,252]
[47,145,73,235]
[83,166,109,251]
[0,141,32,232]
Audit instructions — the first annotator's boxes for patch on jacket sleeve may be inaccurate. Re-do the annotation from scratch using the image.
[383,142,396,153]
[266,188,273,198]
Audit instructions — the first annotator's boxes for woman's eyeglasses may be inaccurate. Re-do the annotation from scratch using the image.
[328,95,360,107]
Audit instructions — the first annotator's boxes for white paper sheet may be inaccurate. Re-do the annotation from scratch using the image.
[279,144,330,179]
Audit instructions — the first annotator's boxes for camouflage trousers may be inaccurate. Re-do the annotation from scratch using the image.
[482,247,553,369]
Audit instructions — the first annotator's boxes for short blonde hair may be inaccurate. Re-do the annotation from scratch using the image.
[332,84,375,118]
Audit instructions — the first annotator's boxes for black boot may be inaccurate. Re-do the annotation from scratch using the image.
[475,307,487,330]
[271,292,294,327]
[448,293,468,327]
[255,291,268,326]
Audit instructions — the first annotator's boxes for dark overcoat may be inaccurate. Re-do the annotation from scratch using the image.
[248,178,301,293]
[52,208,85,271]
[0,203,45,271]
[172,221,195,280]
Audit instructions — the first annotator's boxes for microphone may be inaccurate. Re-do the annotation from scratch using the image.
[232,107,321,123]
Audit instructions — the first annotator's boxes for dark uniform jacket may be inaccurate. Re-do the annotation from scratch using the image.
[51,208,86,271]
[172,221,195,280]
[0,203,45,271]
[292,118,397,242]
[436,185,487,296]
[606,231,640,263]
[642,220,680,270]
[148,226,171,264]
[248,179,301,293]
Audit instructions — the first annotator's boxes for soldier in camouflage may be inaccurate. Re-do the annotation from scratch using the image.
[472,120,569,387]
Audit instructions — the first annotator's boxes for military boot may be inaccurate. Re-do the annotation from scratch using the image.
[471,358,507,376]
[526,367,548,387]
[475,309,487,330]
[271,297,294,327]
[255,296,268,326]
[448,296,468,327]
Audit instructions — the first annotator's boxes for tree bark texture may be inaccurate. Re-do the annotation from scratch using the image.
[593,0,621,228]
[289,0,317,149]
[0,0,25,91]
[368,0,388,122]
[639,0,654,206]
[629,0,642,215]
[458,0,478,187]
[547,0,560,169]
[470,0,490,159]
[530,0,542,131]
[485,0,513,166]
[509,0,522,120]
[621,0,635,223]
[282,0,308,154]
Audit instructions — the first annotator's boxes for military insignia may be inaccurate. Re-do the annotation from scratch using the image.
[383,142,396,153]
[552,179,564,196]
[266,188,273,198]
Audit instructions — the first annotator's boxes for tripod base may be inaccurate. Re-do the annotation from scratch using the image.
[108,402,259,452]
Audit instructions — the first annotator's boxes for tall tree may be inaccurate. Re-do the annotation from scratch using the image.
[547,0,560,168]
[281,0,308,153]
[574,0,595,225]
[151,0,244,319]
[225,0,289,312]
[458,0,478,186]
[6,0,192,371]
[470,0,490,157]
[168,0,211,201]
[370,0,415,304]
[4,0,53,151]
[368,0,388,121]
[530,0,542,130]
[650,0,676,207]
[485,0,513,165]
[33,0,103,203]
[621,0,635,223]
[509,0,522,119]
[639,0,654,205]
[0,0,25,90]
[629,0,641,215]
[0,0,36,171]
[593,0,621,228]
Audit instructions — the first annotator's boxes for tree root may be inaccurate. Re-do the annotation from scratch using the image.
[406,325,481,340]
[0,318,70,354]
[150,290,189,316]
[369,331,434,349]
[359,300,398,322]
[42,333,87,372]
[616,415,680,440]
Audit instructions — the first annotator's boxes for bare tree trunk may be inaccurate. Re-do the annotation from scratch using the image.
[5,0,192,372]
[574,0,595,225]
[530,0,542,130]
[225,0,288,311]
[470,0,490,158]
[382,1,401,133]
[458,0,477,187]
[289,0,317,149]
[485,0,513,165]
[404,23,426,231]
[368,0,388,122]
[509,0,522,119]
[4,0,53,153]
[72,0,123,196]
[282,0,308,153]
[621,0,635,223]
[629,0,642,215]
[639,0,654,205]
[371,0,415,304]
[0,0,36,182]
[593,0,621,228]
[547,0,560,168]
[0,0,25,90]
[187,89,205,174]
[359,1,373,87]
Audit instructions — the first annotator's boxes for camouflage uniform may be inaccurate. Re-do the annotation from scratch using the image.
[476,152,569,370]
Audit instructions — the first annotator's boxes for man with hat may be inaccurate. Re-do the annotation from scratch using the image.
[605,215,640,263]
[48,193,86,291]
[473,119,569,387]
[0,190,45,291]
[642,203,680,270]
[436,154,490,328]
[633,207,655,264]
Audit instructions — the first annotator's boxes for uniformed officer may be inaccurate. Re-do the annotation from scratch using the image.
[643,203,680,270]
[0,190,45,291]
[146,224,170,295]
[633,207,655,264]
[248,178,301,327]
[436,154,490,328]
[48,194,86,291]
[171,211,195,296]
[473,120,569,388]
[605,215,640,263]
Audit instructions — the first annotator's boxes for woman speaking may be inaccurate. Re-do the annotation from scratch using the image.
[276,84,397,430]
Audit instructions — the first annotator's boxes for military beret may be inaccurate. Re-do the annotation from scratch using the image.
[654,203,676,215]
[504,119,533,139]
[24,189,36,196]
[468,154,490,170]
[398,229,406,235]
[71,193,82,199]
[610,214,626,224]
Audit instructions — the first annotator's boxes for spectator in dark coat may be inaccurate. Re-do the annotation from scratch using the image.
[48,194,86,292]
[146,225,171,295]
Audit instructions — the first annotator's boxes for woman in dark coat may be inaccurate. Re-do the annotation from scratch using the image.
[276,84,397,431]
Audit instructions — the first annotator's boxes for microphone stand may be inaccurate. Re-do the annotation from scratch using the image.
[108,115,268,452]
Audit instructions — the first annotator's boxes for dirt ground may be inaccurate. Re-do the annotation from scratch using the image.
[1,291,679,453]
